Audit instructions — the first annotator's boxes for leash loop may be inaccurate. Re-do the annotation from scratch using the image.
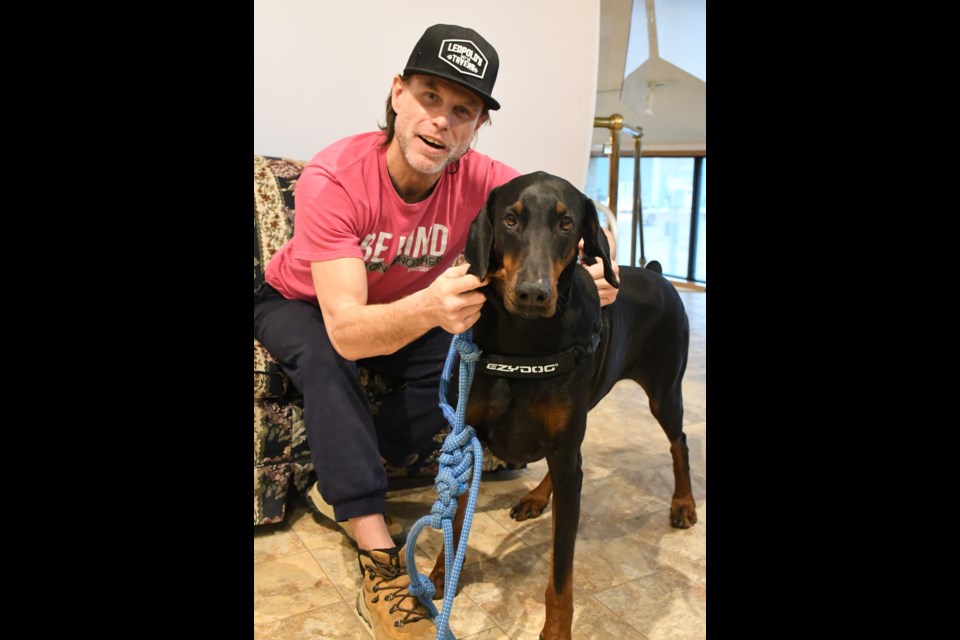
[404,329,484,640]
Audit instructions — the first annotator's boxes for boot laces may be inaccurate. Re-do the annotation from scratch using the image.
[363,556,429,626]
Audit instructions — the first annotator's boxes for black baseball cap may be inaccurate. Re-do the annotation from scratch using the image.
[403,24,501,111]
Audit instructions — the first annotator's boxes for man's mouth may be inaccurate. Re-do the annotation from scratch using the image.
[418,135,446,150]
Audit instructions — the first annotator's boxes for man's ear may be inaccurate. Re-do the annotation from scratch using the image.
[390,75,405,111]
[464,186,500,280]
[580,197,619,289]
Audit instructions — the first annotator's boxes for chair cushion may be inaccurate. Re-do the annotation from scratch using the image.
[254,338,289,400]
[254,155,306,292]
[254,459,313,525]
[254,397,308,466]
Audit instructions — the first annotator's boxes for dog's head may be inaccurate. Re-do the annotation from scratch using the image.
[465,171,619,319]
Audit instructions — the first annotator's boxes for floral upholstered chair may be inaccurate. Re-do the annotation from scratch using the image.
[253,155,519,525]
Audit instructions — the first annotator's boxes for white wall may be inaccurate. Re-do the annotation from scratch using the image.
[254,0,600,190]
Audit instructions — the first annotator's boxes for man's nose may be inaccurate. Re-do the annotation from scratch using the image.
[432,113,450,130]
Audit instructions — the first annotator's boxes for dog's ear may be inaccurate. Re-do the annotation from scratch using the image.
[581,197,619,289]
[464,185,500,280]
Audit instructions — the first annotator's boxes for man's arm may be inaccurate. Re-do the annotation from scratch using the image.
[311,259,488,361]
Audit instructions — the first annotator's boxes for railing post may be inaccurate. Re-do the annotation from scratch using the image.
[594,115,643,266]
[632,130,645,267]
[608,114,623,215]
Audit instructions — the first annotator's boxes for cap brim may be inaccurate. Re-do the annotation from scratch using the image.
[403,68,500,111]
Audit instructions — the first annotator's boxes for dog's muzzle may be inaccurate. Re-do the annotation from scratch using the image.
[514,277,553,316]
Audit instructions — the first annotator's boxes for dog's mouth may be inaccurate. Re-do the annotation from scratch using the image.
[511,305,556,319]
[418,135,446,150]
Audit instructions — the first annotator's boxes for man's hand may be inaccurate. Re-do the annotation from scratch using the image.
[578,240,620,307]
[582,259,620,306]
[424,263,490,333]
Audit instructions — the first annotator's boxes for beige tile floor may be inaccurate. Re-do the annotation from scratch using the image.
[255,289,706,640]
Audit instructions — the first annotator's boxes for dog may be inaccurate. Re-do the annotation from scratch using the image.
[428,171,696,640]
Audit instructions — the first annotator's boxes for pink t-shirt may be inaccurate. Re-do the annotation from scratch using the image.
[265,132,520,305]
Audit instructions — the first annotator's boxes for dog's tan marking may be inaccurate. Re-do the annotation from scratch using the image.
[488,265,508,296]
[532,401,573,438]
[552,245,577,283]
[500,253,521,312]
[501,253,519,279]
[466,402,485,427]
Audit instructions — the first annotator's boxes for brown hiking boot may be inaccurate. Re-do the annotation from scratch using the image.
[355,546,436,639]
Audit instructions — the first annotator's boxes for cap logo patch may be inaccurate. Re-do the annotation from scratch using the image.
[438,39,487,79]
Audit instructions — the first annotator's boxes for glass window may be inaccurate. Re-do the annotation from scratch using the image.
[642,157,692,279]
[585,156,642,267]
[586,155,704,283]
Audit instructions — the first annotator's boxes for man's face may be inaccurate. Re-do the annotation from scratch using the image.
[391,74,488,175]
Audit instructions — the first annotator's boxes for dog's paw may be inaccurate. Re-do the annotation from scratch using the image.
[670,498,698,529]
[510,495,549,521]
[427,565,465,600]
[428,563,445,599]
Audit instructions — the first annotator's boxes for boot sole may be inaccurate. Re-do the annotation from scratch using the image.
[354,591,376,638]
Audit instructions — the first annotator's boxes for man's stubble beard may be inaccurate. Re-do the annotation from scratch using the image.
[397,128,474,176]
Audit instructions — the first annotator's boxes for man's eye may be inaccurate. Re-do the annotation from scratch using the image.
[504,212,518,227]
[560,215,574,231]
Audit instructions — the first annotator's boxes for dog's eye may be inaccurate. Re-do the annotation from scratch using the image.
[559,215,574,231]
[504,212,519,227]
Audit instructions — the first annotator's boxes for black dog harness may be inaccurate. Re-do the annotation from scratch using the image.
[476,320,603,379]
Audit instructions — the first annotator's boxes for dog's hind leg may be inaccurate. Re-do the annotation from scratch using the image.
[648,383,697,529]
[510,471,553,521]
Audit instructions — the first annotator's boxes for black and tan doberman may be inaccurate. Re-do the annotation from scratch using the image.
[429,171,696,640]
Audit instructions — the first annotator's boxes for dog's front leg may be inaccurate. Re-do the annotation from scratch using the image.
[540,447,583,640]
[429,491,468,600]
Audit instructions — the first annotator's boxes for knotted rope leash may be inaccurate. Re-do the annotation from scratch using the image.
[404,329,484,640]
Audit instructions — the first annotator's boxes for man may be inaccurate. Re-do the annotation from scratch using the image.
[254,24,618,639]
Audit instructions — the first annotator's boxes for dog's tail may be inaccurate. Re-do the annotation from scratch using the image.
[645,260,662,274]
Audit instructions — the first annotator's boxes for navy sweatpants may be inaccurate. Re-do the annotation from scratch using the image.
[254,283,452,521]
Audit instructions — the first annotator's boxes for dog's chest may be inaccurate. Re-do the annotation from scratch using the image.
[466,374,583,463]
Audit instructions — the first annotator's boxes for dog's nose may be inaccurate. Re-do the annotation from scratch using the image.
[516,279,552,308]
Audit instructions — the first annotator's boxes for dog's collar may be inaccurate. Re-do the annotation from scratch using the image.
[476,321,602,379]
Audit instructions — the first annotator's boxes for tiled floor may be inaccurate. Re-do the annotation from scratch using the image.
[254,289,706,639]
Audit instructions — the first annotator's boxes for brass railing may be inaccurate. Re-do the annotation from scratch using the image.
[593,115,645,267]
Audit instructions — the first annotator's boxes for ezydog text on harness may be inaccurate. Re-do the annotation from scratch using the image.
[477,320,602,379]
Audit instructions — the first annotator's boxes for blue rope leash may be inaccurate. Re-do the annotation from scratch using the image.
[404,329,484,640]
